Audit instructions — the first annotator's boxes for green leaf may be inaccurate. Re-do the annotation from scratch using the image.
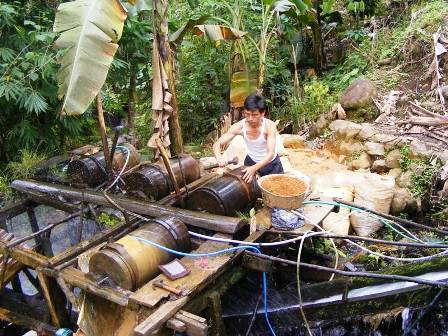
[322,0,336,14]
[53,0,127,115]
[0,47,15,62]
[19,90,48,115]
[0,79,23,101]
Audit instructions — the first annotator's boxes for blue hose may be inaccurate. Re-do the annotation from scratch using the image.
[131,235,277,336]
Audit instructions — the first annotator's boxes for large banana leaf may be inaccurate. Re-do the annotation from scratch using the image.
[53,0,127,116]
[193,25,247,41]
[230,70,257,108]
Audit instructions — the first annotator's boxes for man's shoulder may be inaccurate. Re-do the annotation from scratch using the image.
[229,120,243,133]
[264,118,278,131]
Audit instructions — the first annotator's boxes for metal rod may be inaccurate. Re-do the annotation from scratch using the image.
[245,251,448,288]
[334,198,448,235]
[267,231,448,249]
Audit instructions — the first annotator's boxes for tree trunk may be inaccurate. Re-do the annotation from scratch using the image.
[153,0,184,155]
[128,65,137,147]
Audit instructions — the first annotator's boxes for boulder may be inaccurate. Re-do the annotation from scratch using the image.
[365,142,385,156]
[340,141,364,155]
[339,79,377,110]
[409,140,433,159]
[436,150,448,164]
[385,149,401,169]
[408,162,426,175]
[350,152,372,170]
[281,134,306,149]
[371,159,389,174]
[398,171,413,188]
[388,168,402,180]
[390,188,417,215]
[329,120,362,140]
[358,123,377,141]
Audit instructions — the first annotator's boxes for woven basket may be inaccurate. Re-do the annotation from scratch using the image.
[257,174,309,210]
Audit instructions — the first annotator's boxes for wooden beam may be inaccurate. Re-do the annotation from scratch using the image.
[168,311,208,336]
[11,180,246,234]
[36,271,70,328]
[0,306,57,334]
[0,241,49,269]
[26,207,53,257]
[58,267,132,306]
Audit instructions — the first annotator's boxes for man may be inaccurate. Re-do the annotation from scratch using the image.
[213,94,284,183]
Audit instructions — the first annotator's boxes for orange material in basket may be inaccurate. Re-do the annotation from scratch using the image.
[260,175,307,197]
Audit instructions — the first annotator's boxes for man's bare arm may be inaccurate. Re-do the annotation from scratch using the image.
[212,122,241,167]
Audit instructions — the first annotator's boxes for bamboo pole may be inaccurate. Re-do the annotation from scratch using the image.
[96,93,112,176]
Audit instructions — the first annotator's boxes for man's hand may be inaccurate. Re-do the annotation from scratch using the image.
[217,156,227,167]
[241,166,258,183]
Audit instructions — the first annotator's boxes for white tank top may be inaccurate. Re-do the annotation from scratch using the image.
[242,118,276,163]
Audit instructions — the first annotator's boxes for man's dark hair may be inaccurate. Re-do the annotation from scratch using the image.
[244,94,266,113]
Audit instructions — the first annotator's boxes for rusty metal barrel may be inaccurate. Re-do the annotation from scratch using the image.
[124,154,200,200]
[186,167,260,216]
[89,216,190,291]
[67,144,140,186]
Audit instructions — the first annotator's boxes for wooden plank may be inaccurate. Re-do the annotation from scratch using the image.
[59,267,132,306]
[0,241,49,269]
[133,231,264,336]
[130,237,231,309]
[0,200,29,222]
[171,310,208,336]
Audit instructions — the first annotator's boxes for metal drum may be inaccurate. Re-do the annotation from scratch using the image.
[67,144,140,186]
[124,154,200,200]
[89,216,190,291]
[186,167,260,216]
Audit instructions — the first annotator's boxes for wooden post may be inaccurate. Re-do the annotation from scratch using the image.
[152,0,184,155]
[26,207,53,257]
[36,271,70,328]
[207,291,227,336]
[155,137,185,208]
[96,93,112,176]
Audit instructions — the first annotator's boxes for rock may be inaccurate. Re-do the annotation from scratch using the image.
[408,162,426,175]
[365,142,385,156]
[435,150,448,164]
[409,140,433,159]
[309,115,330,137]
[281,134,306,149]
[340,141,364,155]
[398,171,413,188]
[358,123,377,141]
[442,85,448,98]
[350,152,372,170]
[391,188,417,215]
[388,168,402,180]
[370,133,398,145]
[329,120,362,140]
[339,79,377,110]
[385,149,401,169]
[371,159,388,173]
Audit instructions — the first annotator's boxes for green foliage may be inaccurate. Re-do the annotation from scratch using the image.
[98,213,119,228]
[410,165,435,198]
[6,150,46,180]
[0,1,97,161]
[399,145,412,171]
[0,173,10,200]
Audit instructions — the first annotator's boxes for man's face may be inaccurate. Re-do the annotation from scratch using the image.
[244,109,264,127]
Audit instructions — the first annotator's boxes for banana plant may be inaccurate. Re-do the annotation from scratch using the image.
[52,0,151,116]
